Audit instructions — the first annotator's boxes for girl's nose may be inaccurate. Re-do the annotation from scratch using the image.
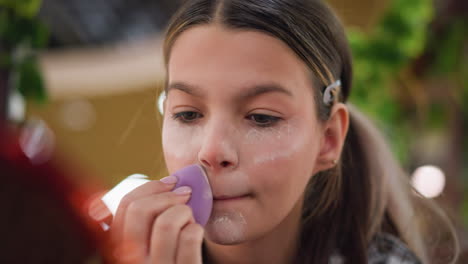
[197,123,239,173]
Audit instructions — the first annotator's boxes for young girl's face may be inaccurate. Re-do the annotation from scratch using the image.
[163,25,326,244]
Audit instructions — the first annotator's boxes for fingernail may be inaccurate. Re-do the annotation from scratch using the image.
[88,200,111,222]
[173,186,192,195]
[160,175,177,184]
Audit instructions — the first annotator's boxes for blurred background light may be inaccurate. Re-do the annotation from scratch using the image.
[19,119,55,165]
[411,165,447,199]
[8,92,26,122]
[59,99,96,131]
[157,91,165,115]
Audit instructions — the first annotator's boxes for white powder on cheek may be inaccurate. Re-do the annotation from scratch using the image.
[253,151,293,164]
[245,122,293,144]
[162,120,202,160]
[249,122,303,165]
[206,211,247,244]
[245,127,265,142]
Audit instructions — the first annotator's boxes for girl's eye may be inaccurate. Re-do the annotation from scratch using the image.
[247,114,281,127]
[172,111,203,123]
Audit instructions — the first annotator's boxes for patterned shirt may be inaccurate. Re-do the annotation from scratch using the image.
[330,233,422,264]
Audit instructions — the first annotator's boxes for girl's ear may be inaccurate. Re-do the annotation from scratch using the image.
[314,103,349,173]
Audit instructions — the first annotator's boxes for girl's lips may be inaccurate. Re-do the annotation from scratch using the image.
[214,194,251,201]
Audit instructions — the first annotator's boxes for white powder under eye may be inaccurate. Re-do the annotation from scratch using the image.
[245,127,265,142]
[162,121,203,160]
[249,122,302,165]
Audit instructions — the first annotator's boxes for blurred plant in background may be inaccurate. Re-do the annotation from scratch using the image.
[348,0,434,162]
[349,0,467,251]
[0,0,49,121]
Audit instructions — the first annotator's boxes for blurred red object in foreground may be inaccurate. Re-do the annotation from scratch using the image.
[0,123,112,264]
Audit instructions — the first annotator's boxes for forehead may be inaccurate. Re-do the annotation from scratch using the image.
[167,24,314,97]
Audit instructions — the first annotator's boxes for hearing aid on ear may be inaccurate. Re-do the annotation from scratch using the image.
[101,164,213,228]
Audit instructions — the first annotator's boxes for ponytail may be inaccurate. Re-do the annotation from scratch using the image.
[299,104,459,264]
[342,104,458,263]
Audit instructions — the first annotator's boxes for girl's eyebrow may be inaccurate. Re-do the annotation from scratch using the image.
[239,83,293,101]
[166,82,204,97]
[167,82,293,101]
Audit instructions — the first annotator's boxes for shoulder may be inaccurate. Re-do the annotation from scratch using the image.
[367,232,423,264]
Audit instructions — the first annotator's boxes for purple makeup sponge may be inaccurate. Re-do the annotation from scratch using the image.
[172,164,213,226]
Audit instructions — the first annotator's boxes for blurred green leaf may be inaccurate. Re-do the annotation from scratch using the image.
[30,21,48,48]
[0,0,42,18]
[427,103,449,130]
[0,52,11,68]
[1,0,49,103]
[1,15,48,49]
[348,0,434,162]
[431,19,467,75]
[463,193,468,227]
[17,56,47,103]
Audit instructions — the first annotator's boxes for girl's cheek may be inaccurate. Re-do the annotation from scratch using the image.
[162,119,202,168]
[243,121,315,199]
[243,122,304,166]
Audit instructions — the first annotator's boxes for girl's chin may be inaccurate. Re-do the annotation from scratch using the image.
[204,210,249,245]
[204,232,246,245]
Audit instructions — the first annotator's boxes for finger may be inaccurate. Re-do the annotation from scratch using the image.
[176,223,204,264]
[113,240,146,264]
[149,204,195,264]
[87,191,113,224]
[112,179,177,241]
[120,191,191,256]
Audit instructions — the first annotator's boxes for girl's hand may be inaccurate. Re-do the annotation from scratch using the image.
[88,177,204,264]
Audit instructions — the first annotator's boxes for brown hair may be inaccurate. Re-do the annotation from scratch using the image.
[162,0,459,263]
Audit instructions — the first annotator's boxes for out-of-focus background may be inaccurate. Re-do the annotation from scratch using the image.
[1,0,466,262]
